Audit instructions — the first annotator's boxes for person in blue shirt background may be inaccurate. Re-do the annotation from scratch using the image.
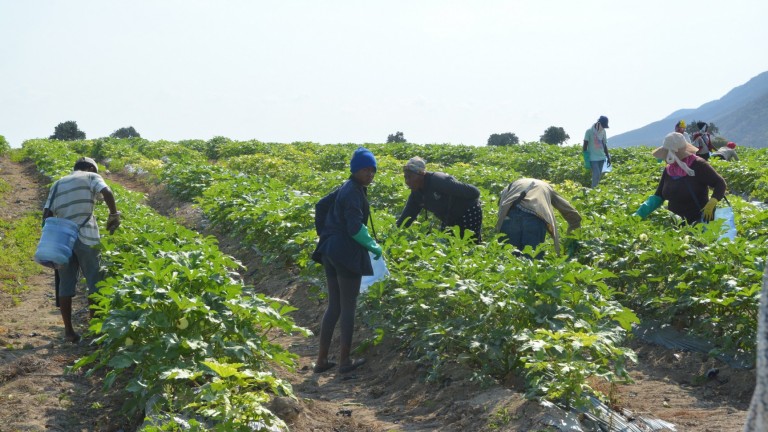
[582,115,611,188]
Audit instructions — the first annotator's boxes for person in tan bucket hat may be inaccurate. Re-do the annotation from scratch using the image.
[634,132,726,225]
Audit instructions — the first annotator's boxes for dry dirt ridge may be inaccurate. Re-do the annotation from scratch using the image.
[0,157,754,431]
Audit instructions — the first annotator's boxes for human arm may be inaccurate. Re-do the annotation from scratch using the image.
[693,160,726,201]
[100,187,120,234]
[101,187,118,215]
[634,195,663,219]
[550,192,581,233]
[351,225,382,259]
[634,174,666,219]
[42,181,56,224]
[396,192,421,228]
[691,161,727,222]
[705,134,716,152]
[341,188,382,259]
[582,129,592,166]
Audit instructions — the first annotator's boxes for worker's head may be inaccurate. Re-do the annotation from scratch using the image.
[73,157,98,173]
[350,147,377,186]
[674,120,686,133]
[403,156,426,191]
[726,141,737,149]
[598,116,609,129]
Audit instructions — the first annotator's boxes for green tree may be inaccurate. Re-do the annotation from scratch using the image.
[387,131,407,143]
[50,121,86,141]
[540,126,570,145]
[686,121,719,136]
[487,132,519,147]
[110,126,141,139]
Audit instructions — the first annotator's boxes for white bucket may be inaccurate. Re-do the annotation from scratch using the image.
[34,217,79,269]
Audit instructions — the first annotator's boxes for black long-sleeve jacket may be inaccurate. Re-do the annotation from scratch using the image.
[312,178,373,276]
[396,172,480,229]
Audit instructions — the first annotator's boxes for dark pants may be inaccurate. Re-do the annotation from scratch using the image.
[319,255,361,360]
[500,207,547,259]
[440,203,483,244]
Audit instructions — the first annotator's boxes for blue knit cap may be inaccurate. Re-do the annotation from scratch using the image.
[350,147,377,174]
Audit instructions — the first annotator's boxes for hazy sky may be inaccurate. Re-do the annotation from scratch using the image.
[2,1,767,148]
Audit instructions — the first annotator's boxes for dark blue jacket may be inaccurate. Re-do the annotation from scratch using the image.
[312,178,373,276]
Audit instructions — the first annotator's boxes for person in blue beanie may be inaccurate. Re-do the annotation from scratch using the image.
[311,147,380,374]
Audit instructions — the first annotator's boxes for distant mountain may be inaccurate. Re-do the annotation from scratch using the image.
[610,71,768,148]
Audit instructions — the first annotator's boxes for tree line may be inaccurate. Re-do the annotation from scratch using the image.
[49,121,141,141]
[45,121,724,147]
[387,126,571,146]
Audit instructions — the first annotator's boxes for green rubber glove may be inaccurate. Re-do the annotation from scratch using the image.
[634,195,663,219]
[582,151,590,170]
[351,225,382,260]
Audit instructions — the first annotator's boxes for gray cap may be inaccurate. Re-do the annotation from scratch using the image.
[75,157,98,173]
[404,156,426,174]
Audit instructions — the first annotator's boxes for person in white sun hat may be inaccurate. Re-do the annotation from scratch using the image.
[633,132,726,225]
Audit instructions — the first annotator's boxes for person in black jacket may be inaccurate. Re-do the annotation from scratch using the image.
[311,147,381,374]
[396,156,483,243]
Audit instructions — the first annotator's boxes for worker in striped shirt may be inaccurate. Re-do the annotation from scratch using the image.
[42,157,120,343]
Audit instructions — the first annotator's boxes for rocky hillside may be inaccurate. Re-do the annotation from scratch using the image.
[611,71,768,148]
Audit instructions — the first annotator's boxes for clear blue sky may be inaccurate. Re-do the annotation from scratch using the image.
[2,0,767,148]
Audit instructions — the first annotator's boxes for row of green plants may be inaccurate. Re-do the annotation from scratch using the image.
[21,140,308,431]
[0,135,9,155]
[23,138,768,412]
[151,140,768,404]
[0,155,45,303]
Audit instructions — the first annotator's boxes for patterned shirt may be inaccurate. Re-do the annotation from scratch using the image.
[584,126,608,161]
[44,171,108,246]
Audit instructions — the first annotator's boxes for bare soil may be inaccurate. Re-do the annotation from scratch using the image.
[0,157,754,431]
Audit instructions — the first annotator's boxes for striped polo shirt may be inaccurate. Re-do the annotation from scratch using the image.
[44,171,109,246]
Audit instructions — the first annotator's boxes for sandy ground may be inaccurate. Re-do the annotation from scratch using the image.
[0,156,754,431]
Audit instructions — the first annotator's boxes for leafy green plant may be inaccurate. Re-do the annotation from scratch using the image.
[22,137,768,416]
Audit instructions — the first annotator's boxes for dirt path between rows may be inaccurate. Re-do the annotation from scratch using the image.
[0,156,755,431]
[0,157,135,431]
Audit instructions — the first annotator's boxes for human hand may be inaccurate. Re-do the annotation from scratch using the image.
[369,243,382,260]
[702,198,718,222]
[106,212,121,234]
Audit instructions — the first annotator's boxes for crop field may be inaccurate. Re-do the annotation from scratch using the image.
[15,137,768,430]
